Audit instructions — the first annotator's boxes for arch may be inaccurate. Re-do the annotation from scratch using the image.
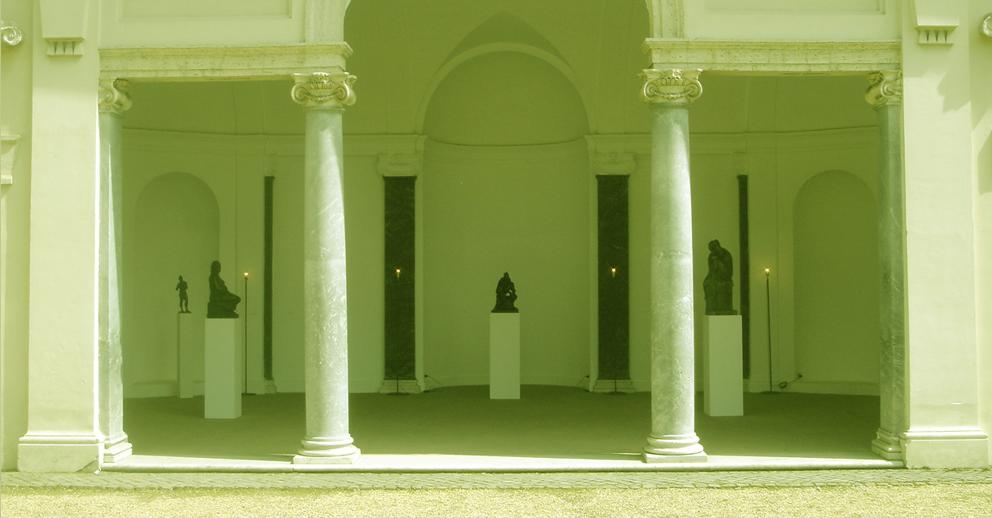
[792,170,879,391]
[123,172,220,397]
[415,42,596,135]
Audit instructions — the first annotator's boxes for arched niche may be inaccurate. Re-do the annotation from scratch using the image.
[421,50,591,388]
[793,170,879,390]
[123,172,220,397]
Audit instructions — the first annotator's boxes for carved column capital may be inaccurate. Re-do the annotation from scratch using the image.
[640,68,702,106]
[982,14,992,39]
[291,71,356,109]
[866,71,903,108]
[1,20,23,46]
[99,78,132,114]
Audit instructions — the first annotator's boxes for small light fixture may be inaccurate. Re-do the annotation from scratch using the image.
[764,267,771,276]
[243,272,249,279]
[395,267,402,278]
[610,266,618,278]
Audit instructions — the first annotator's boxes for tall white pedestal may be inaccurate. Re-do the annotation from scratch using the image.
[204,318,242,419]
[703,315,743,417]
[178,313,204,398]
[489,313,520,400]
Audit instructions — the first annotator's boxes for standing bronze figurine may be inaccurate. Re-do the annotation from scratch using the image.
[175,275,190,313]
[207,260,242,318]
[492,272,519,313]
[703,240,736,315]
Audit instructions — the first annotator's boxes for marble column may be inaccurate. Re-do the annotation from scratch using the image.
[97,78,133,464]
[865,70,906,460]
[291,71,360,464]
[640,68,706,462]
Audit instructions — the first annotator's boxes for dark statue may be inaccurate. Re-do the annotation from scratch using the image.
[703,240,736,315]
[492,272,519,313]
[175,275,190,313]
[207,260,241,318]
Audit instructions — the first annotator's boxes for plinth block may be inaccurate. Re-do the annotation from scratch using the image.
[204,318,242,419]
[178,313,204,398]
[489,313,520,399]
[703,315,743,417]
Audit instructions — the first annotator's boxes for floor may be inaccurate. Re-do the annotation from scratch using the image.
[108,385,900,472]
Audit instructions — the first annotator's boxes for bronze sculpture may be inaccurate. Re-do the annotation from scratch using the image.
[492,272,519,313]
[703,240,736,315]
[207,260,241,318]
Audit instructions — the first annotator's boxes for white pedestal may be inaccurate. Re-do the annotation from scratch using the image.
[204,318,242,419]
[177,313,204,398]
[703,315,743,417]
[489,313,520,399]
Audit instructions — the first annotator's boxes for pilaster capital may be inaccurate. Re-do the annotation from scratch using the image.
[591,151,637,176]
[1,20,24,46]
[98,78,132,114]
[865,70,902,108]
[378,152,422,177]
[640,68,702,106]
[291,70,356,109]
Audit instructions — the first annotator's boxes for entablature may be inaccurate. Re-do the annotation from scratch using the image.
[99,43,352,82]
[643,39,900,75]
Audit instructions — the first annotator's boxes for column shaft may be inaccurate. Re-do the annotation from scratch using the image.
[292,71,359,463]
[641,69,705,462]
[97,80,132,463]
[873,102,905,459]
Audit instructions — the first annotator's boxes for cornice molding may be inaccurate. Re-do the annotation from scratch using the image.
[865,71,902,108]
[641,68,702,106]
[98,78,133,114]
[643,39,900,74]
[291,71,356,109]
[99,43,353,81]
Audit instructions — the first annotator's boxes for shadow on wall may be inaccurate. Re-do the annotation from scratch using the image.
[793,170,880,389]
[123,172,219,398]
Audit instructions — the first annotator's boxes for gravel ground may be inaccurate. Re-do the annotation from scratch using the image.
[3,483,991,518]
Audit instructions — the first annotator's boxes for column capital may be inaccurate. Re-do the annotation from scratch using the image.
[98,78,132,115]
[1,20,24,46]
[640,68,702,106]
[865,70,902,108]
[291,71,356,109]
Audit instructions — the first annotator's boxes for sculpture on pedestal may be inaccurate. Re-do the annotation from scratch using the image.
[492,272,519,313]
[703,240,736,315]
[175,275,190,313]
[207,260,241,318]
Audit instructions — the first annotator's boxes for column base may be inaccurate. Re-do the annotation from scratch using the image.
[871,428,902,460]
[18,433,102,472]
[591,379,635,393]
[102,433,133,464]
[293,437,360,464]
[379,379,423,395]
[643,433,706,463]
[902,428,989,468]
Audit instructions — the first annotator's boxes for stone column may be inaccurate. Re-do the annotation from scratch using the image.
[640,68,706,463]
[97,78,133,464]
[291,71,360,464]
[865,70,906,460]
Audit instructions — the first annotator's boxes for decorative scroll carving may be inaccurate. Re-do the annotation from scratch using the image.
[98,78,133,114]
[291,71,357,109]
[641,69,702,106]
[1,21,23,46]
[982,14,992,39]
[865,71,903,108]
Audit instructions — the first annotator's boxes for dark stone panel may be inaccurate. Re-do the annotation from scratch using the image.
[597,175,630,380]
[384,176,416,380]
[738,175,750,379]
[263,176,274,381]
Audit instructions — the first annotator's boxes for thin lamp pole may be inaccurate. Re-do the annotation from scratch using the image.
[243,271,248,395]
[764,267,772,392]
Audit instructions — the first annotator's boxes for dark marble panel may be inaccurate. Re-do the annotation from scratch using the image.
[738,175,750,378]
[384,177,416,380]
[597,175,630,380]
[263,176,274,381]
